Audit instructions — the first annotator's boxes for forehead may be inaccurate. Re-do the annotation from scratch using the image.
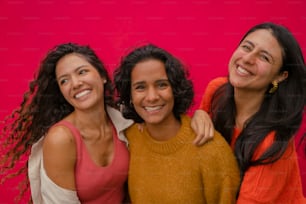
[131,59,167,81]
[243,29,283,58]
[56,53,90,74]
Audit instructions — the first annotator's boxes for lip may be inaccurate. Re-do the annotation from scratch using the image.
[74,89,91,99]
[144,105,163,112]
[235,64,253,76]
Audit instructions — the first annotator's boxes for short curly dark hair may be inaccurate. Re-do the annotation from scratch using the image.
[114,44,194,123]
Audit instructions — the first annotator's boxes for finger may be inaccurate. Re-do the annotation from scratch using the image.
[194,124,214,146]
[209,124,214,139]
[193,131,203,145]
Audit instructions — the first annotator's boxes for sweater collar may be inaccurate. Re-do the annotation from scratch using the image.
[142,115,194,155]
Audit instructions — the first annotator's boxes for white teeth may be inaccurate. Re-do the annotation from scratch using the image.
[75,90,90,98]
[237,66,250,75]
[145,106,162,111]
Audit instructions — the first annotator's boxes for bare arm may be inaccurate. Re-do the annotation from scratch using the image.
[191,110,214,146]
[43,125,77,190]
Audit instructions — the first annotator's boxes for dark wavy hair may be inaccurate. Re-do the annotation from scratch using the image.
[210,22,306,178]
[0,43,113,202]
[113,44,194,123]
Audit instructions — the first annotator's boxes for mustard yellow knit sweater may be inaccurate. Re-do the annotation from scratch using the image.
[126,115,240,204]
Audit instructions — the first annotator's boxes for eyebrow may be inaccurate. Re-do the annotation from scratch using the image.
[131,81,144,87]
[131,79,169,87]
[57,65,88,80]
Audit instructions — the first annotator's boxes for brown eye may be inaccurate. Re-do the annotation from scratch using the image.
[158,82,168,88]
[59,78,68,85]
[134,84,146,92]
[259,53,272,63]
[157,80,170,89]
[241,44,251,51]
[79,69,88,75]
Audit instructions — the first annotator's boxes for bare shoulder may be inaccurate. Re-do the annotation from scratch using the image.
[44,124,75,148]
[43,123,77,189]
[43,123,77,164]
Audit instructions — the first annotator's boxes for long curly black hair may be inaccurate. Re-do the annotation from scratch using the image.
[0,43,114,202]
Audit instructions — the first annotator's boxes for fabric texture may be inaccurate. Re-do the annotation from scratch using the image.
[28,106,134,204]
[200,77,306,204]
[126,114,240,204]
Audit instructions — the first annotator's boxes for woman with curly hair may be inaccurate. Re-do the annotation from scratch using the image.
[114,44,240,204]
[0,43,134,203]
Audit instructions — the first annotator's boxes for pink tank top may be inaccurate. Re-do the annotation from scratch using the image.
[56,121,129,204]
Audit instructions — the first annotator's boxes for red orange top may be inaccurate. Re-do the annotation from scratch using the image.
[199,77,306,203]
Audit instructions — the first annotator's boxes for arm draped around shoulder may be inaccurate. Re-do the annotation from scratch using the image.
[199,77,228,112]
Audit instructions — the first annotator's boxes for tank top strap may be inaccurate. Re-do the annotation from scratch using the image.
[53,121,82,149]
[109,121,119,142]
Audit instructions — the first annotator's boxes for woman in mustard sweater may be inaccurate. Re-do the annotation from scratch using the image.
[114,44,240,204]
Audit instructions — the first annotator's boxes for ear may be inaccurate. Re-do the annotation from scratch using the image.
[275,71,288,83]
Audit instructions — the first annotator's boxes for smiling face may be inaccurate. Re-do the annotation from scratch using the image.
[56,53,105,111]
[228,29,287,94]
[130,59,176,126]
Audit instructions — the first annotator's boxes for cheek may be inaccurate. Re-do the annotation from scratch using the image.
[131,91,141,105]
[256,64,275,77]
[228,52,239,69]
[165,90,175,105]
[97,80,105,92]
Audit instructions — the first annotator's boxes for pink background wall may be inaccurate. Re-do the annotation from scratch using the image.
[0,0,305,202]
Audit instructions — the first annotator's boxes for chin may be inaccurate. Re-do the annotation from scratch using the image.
[144,118,163,125]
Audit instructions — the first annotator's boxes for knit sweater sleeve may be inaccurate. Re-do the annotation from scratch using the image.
[236,133,306,203]
[198,131,240,204]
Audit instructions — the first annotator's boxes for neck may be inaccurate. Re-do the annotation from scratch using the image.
[145,117,181,141]
[234,88,264,129]
[71,104,108,129]
[69,106,112,141]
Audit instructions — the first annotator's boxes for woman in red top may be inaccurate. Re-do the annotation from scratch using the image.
[196,22,306,203]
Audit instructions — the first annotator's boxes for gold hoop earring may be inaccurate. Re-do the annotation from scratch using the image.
[269,81,278,94]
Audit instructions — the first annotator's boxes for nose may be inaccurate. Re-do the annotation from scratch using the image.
[242,52,256,64]
[71,76,82,88]
[146,87,159,102]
